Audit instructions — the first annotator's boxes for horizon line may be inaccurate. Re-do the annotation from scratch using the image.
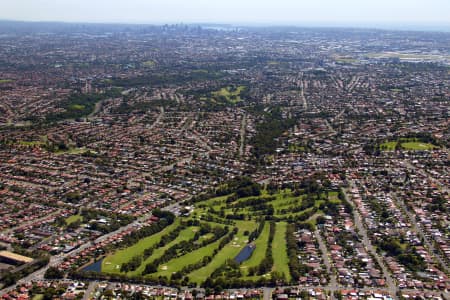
[1,18,450,33]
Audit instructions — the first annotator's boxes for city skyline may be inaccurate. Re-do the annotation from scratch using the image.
[1,0,450,31]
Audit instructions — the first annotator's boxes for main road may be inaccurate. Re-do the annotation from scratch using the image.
[0,195,187,296]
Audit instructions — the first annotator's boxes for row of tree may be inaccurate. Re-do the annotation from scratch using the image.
[170,229,237,281]
[142,224,230,276]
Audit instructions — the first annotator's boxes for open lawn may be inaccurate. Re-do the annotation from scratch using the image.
[379,141,397,151]
[240,222,270,274]
[401,142,436,150]
[54,147,90,155]
[99,187,337,286]
[380,139,437,151]
[134,226,199,277]
[102,219,181,273]
[211,85,246,104]
[155,236,222,278]
[188,220,255,284]
[69,104,85,110]
[142,60,156,67]
[272,222,291,281]
[66,214,82,225]
[18,140,45,147]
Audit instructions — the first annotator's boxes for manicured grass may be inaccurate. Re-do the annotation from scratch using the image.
[0,79,12,83]
[135,226,199,277]
[32,295,44,300]
[380,139,437,151]
[155,236,223,277]
[54,147,89,155]
[380,141,397,151]
[18,141,45,147]
[66,214,82,225]
[288,144,306,152]
[211,86,246,104]
[100,188,337,285]
[335,57,357,63]
[102,219,181,273]
[241,222,270,273]
[188,221,256,284]
[69,104,85,110]
[328,191,339,202]
[272,222,291,281]
[267,190,299,210]
[142,60,156,67]
[283,207,315,220]
[401,142,436,150]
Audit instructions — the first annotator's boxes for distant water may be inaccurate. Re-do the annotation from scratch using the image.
[235,244,255,263]
[82,259,103,272]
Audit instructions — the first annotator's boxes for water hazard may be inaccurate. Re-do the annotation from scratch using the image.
[81,258,103,272]
[234,244,256,263]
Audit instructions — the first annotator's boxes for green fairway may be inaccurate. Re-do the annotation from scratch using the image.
[102,219,181,273]
[98,185,337,286]
[240,222,270,273]
[211,85,247,104]
[187,234,244,284]
[133,226,199,276]
[188,220,255,284]
[155,236,223,278]
[272,222,291,281]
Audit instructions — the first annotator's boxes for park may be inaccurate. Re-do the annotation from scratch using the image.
[93,178,342,288]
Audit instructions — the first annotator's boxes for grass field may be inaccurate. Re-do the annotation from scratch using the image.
[54,147,90,155]
[367,52,450,63]
[132,226,199,276]
[102,219,181,274]
[155,236,222,278]
[142,60,156,67]
[401,142,436,150]
[99,187,336,286]
[69,104,86,110]
[240,222,270,274]
[211,85,246,104]
[66,214,83,225]
[380,138,437,151]
[0,79,12,83]
[188,221,255,284]
[18,140,45,147]
[272,222,291,281]
[334,56,358,63]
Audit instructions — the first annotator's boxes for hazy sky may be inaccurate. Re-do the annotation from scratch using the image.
[1,0,449,26]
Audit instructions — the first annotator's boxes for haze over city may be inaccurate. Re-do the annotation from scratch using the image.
[2,0,450,30]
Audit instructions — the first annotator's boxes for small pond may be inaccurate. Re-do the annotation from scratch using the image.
[234,244,255,263]
[81,258,103,272]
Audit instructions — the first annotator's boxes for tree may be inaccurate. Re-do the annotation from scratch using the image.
[44,266,64,279]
